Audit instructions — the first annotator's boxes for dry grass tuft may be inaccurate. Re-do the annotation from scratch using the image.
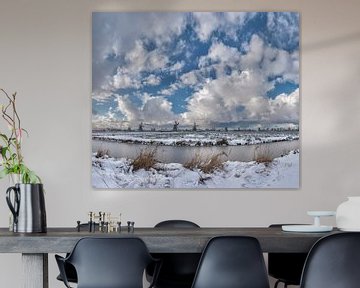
[184,153,202,170]
[253,145,274,163]
[95,148,110,158]
[131,148,158,171]
[184,152,227,173]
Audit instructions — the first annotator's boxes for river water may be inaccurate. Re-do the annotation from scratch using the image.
[92,139,299,164]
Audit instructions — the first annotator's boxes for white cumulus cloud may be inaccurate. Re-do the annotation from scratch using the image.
[269,88,299,122]
[116,94,176,125]
[143,74,161,86]
[193,12,221,42]
[181,34,299,125]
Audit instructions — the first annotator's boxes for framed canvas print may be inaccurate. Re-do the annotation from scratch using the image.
[92,12,300,189]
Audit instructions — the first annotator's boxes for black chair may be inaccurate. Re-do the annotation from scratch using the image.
[147,220,201,288]
[191,236,270,288]
[55,237,160,288]
[56,262,77,284]
[154,220,200,229]
[300,232,360,288]
[268,224,308,288]
[56,223,99,284]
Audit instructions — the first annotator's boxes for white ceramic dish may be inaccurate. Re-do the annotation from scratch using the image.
[307,211,336,217]
[282,225,333,233]
[338,227,360,232]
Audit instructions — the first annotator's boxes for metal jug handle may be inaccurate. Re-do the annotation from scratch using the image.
[6,186,20,224]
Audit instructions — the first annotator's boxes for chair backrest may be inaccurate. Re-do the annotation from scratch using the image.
[300,232,360,288]
[66,237,154,288]
[151,220,201,286]
[155,220,200,228]
[191,236,270,288]
[268,224,308,285]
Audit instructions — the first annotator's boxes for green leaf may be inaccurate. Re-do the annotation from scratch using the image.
[21,128,29,137]
[0,133,8,142]
[28,171,41,184]
[0,168,9,179]
[0,146,8,158]
[18,164,41,184]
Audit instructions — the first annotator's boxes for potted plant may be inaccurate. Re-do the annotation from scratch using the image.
[0,89,41,183]
[0,88,46,233]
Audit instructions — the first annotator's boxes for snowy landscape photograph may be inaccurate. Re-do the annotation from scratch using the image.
[92,12,300,189]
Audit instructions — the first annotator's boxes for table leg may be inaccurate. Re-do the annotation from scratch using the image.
[22,253,48,288]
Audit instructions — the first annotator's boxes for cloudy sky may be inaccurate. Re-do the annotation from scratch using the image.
[92,12,299,129]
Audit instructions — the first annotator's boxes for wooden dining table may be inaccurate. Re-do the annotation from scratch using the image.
[0,226,339,288]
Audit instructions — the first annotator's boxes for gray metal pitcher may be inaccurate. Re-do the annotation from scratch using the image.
[6,183,47,233]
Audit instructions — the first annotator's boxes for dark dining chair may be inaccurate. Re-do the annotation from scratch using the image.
[56,223,99,284]
[56,262,77,284]
[268,224,308,288]
[191,236,270,288]
[147,220,201,288]
[55,237,160,288]
[300,232,360,288]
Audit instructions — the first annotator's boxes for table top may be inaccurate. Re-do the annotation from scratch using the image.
[0,227,340,254]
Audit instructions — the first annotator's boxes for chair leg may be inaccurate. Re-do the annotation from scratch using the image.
[274,280,290,288]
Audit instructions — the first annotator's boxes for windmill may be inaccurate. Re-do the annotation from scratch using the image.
[192,122,197,131]
[138,122,143,131]
[173,120,179,131]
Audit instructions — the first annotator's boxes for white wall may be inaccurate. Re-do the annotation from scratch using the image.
[0,0,360,287]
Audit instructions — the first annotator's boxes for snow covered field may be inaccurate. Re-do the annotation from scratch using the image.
[92,150,299,189]
[93,131,299,146]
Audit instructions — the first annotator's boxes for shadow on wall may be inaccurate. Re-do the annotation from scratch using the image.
[300,28,360,201]
[303,31,360,51]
